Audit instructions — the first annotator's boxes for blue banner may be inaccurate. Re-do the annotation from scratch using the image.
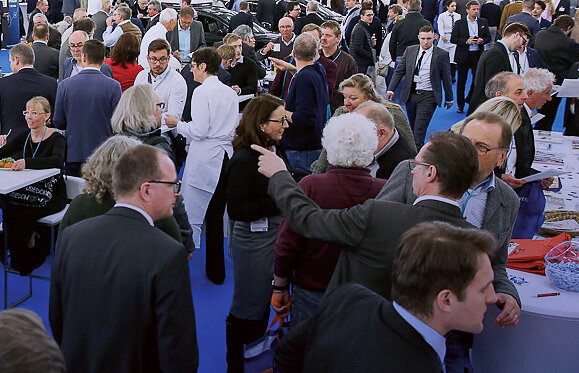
[7,0,20,47]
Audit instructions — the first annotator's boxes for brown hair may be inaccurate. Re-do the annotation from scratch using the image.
[112,144,165,198]
[180,6,195,18]
[553,14,574,30]
[239,1,249,10]
[110,33,140,68]
[73,18,95,33]
[419,25,434,34]
[392,221,497,317]
[232,94,285,150]
[82,39,105,65]
[466,0,479,9]
[192,47,221,75]
[33,23,49,40]
[301,23,321,38]
[217,44,236,61]
[321,20,341,37]
[421,131,479,198]
[223,33,242,44]
[147,38,170,55]
[503,22,530,38]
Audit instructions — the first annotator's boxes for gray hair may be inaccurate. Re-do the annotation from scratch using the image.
[233,24,254,41]
[159,7,178,23]
[148,0,162,12]
[9,43,35,65]
[307,0,319,11]
[72,8,87,20]
[112,84,158,135]
[278,16,294,28]
[115,4,132,20]
[101,0,112,9]
[81,135,142,203]
[522,68,555,94]
[322,113,378,168]
[0,309,66,372]
[485,71,521,99]
[293,33,317,61]
[355,101,394,130]
[33,13,48,24]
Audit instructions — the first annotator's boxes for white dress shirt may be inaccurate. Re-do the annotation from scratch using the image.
[414,45,434,91]
[114,203,154,226]
[103,20,131,47]
[138,22,181,70]
[134,67,187,122]
[413,195,460,208]
[467,17,479,52]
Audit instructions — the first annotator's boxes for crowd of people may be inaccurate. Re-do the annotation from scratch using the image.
[0,0,578,371]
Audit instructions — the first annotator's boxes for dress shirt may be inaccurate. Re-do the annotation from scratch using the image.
[103,20,131,47]
[497,40,516,72]
[113,203,154,226]
[457,172,496,228]
[138,22,180,70]
[134,66,187,122]
[510,49,529,75]
[368,129,399,177]
[178,23,192,63]
[467,17,479,52]
[69,58,81,77]
[413,195,460,208]
[414,45,434,91]
[393,301,447,372]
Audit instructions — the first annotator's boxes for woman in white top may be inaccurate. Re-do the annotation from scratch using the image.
[437,0,461,81]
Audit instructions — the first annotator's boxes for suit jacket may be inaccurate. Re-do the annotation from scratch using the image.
[389,11,431,58]
[166,20,206,58]
[514,108,537,179]
[0,68,57,137]
[376,135,417,180]
[49,207,198,373]
[27,22,61,49]
[275,284,444,373]
[499,2,522,33]
[467,43,512,114]
[91,10,109,41]
[376,160,521,305]
[228,11,253,32]
[257,0,275,26]
[243,42,266,79]
[388,45,453,107]
[450,17,491,64]
[534,26,579,83]
[60,57,114,81]
[525,46,544,68]
[506,11,540,35]
[27,8,42,39]
[538,17,551,31]
[53,69,122,163]
[267,171,471,300]
[294,12,324,35]
[145,13,160,31]
[32,41,60,79]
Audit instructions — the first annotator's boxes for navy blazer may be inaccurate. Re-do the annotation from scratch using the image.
[0,68,57,137]
[53,69,122,163]
[60,57,114,81]
[388,45,453,107]
[506,11,540,35]
[228,11,253,32]
[526,46,544,68]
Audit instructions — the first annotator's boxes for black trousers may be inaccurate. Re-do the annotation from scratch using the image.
[204,152,229,284]
[457,51,481,110]
[406,90,437,150]
[226,310,270,373]
[535,96,562,131]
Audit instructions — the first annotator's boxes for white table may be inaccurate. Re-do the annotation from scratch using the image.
[0,168,60,194]
[471,268,579,372]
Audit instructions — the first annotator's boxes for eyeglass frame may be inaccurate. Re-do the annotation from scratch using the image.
[474,142,506,156]
[408,160,434,171]
[23,110,48,116]
[156,102,165,110]
[147,56,169,64]
[266,116,288,126]
[147,180,182,193]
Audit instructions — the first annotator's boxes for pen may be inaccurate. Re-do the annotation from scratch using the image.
[536,292,560,297]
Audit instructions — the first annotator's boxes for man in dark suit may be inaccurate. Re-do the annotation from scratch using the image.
[467,22,530,114]
[253,130,479,300]
[257,0,276,28]
[32,24,60,79]
[294,0,324,34]
[274,223,499,372]
[167,6,206,64]
[27,13,62,49]
[533,15,579,130]
[506,0,540,35]
[53,40,121,176]
[50,144,198,372]
[228,1,253,32]
[27,0,48,40]
[451,1,491,113]
[552,0,570,19]
[531,1,552,30]
[60,31,114,81]
[144,0,161,31]
[0,44,57,137]
[387,26,453,150]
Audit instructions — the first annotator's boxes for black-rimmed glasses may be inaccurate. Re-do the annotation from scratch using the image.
[156,102,165,109]
[408,160,433,170]
[148,180,181,193]
[267,117,288,125]
[474,143,505,156]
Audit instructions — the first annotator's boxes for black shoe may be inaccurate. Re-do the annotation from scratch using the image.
[457,108,464,114]
[452,78,456,84]
[206,274,225,285]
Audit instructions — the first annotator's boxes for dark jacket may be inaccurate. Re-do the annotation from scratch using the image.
[513,109,537,179]
[60,57,114,81]
[243,42,266,79]
[450,17,492,64]
[389,11,431,58]
[350,20,375,69]
[534,26,579,83]
[376,135,417,180]
[228,11,253,32]
[228,57,258,110]
[506,11,540,35]
[166,20,206,57]
[32,41,60,79]
[525,46,544,68]
[294,12,324,35]
[553,0,570,19]
[257,0,276,26]
[480,2,502,27]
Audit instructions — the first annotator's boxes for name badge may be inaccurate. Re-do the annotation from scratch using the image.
[559,7,565,11]
[250,217,269,232]
[273,43,281,52]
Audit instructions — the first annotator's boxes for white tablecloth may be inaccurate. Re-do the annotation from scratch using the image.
[0,168,60,194]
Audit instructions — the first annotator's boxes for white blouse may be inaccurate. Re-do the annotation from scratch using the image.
[438,11,461,37]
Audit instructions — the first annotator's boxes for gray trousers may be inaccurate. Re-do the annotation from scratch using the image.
[406,90,437,150]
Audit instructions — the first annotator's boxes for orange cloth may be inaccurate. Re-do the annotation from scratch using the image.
[507,233,571,275]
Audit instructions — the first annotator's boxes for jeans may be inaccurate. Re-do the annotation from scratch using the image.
[290,285,324,327]
[285,149,322,179]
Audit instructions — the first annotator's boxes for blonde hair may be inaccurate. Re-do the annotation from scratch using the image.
[339,73,381,103]
[27,96,51,125]
[450,97,522,134]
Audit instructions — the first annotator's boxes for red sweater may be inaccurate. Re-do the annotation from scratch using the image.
[104,58,144,92]
[274,166,386,293]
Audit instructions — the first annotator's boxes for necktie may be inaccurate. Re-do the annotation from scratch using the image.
[513,52,521,75]
[415,51,426,76]
[450,13,455,28]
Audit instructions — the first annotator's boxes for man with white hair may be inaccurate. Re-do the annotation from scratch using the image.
[294,0,324,34]
[145,0,162,31]
[138,7,180,69]
[258,17,296,61]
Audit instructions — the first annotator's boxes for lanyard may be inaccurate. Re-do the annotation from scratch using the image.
[332,50,342,62]
[461,175,492,215]
[23,126,48,159]
[505,135,515,167]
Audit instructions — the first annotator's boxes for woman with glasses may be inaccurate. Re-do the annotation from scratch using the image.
[224,94,289,372]
[0,97,66,275]
[110,84,195,255]
[104,33,144,92]
[59,136,183,245]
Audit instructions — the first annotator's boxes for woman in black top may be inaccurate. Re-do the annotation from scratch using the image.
[0,96,66,275]
[225,94,289,372]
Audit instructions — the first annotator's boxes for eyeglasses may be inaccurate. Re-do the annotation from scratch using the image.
[519,33,529,45]
[408,160,433,170]
[23,110,47,116]
[474,143,504,156]
[148,180,181,193]
[148,56,169,64]
[267,117,288,125]
[156,102,165,109]
[70,43,84,49]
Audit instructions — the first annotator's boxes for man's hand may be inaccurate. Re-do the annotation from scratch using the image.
[541,177,554,189]
[137,13,144,18]
[501,174,526,189]
[263,41,274,53]
[271,291,291,318]
[173,50,181,60]
[165,114,179,128]
[11,159,26,171]
[495,293,521,328]
[106,16,114,27]
[441,35,448,42]
[268,57,296,72]
[385,91,394,101]
[476,37,484,44]
[250,144,287,178]
[467,37,475,44]
[231,85,241,95]
[187,251,193,260]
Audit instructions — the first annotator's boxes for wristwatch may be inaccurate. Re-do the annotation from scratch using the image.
[272,280,289,291]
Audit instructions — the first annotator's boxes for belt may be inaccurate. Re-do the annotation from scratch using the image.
[412,90,433,95]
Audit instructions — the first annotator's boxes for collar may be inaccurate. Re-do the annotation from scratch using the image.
[420,45,434,54]
[178,22,190,31]
[119,19,131,26]
[82,66,100,71]
[149,65,171,80]
[202,75,219,85]
[281,33,296,46]
[467,16,478,24]
[523,102,533,117]
[326,165,372,175]
[471,172,496,194]
[114,203,154,226]
[393,302,446,367]
[413,195,460,208]
[18,66,35,71]
[230,55,244,67]
[375,128,399,159]
[497,40,511,53]
[327,48,341,60]
[34,40,48,45]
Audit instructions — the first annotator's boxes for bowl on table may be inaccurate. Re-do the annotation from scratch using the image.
[545,241,579,292]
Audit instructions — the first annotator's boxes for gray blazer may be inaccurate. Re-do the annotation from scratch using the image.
[388,44,453,107]
[376,160,521,305]
[166,20,206,57]
[91,10,109,41]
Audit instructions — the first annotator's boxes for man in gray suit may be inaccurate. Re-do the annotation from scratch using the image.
[91,0,111,41]
[166,6,205,64]
[386,25,453,150]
